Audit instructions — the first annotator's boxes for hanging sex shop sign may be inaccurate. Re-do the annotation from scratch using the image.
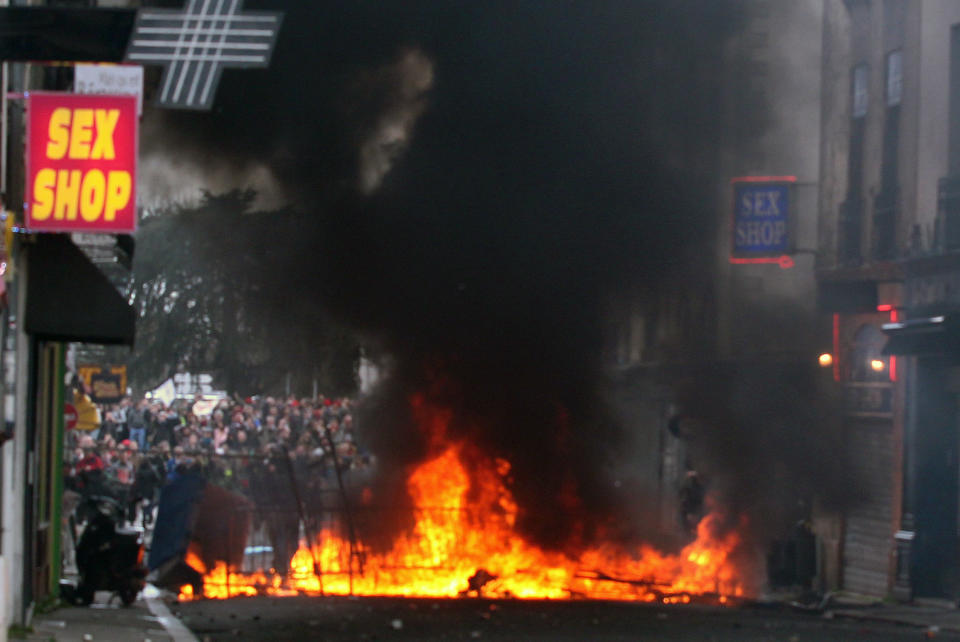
[730,177,795,259]
[26,92,137,233]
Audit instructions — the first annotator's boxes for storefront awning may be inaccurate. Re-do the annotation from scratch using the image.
[882,316,960,356]
[24,234,135,345]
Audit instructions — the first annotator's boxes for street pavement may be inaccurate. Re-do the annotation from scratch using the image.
[172,595,960,641]
[21,591,960,641]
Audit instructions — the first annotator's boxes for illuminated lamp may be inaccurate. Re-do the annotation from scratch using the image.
[870,359,886,372]
[818,353,834,368]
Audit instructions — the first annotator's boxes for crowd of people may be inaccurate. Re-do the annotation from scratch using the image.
[64,389,370,531]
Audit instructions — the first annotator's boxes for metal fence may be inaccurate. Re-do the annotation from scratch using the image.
[141,450,378,593]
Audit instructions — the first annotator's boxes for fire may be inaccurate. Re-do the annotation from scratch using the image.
[180,398,747,602]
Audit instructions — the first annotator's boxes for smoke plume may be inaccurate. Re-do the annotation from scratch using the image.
[137,1,843,554]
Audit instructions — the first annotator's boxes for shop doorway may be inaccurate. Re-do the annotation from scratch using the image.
[911,357,960,598]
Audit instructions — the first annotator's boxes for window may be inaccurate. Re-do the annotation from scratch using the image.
[886,50,902,107]
[853,63,869,118]
[843,64,870,263]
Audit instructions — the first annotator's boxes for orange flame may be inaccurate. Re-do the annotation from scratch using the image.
[180,398,747,602]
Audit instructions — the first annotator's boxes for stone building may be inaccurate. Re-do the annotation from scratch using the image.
[818,0,960,599]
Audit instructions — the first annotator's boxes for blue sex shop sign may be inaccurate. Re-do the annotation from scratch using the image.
[731,178,794,257]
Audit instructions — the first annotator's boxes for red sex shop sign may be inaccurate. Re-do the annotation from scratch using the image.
[26,92,138,233]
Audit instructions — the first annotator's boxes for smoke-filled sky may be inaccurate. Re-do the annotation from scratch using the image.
[141,1,790,551]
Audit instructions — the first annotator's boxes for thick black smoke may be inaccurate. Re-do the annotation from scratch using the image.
[143,2,763,552]
[675,338,854,538]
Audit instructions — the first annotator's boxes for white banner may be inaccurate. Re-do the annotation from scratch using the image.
[74,63,144,116]
[151,379,176,407]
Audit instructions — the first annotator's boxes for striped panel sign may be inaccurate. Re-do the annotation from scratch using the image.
[125,0,282,110]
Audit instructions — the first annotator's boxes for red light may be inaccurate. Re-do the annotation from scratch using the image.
[877,304,893,312]
[889,308,898,381]
[728,255,795,270]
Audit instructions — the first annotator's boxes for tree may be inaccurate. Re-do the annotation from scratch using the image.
[127,190,358,396]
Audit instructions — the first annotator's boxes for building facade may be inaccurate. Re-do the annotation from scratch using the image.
[1,2,139,634]
[818,0,960,599]
[608,0,828,577]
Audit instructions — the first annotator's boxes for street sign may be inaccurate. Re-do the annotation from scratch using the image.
[125,0,283,110]
[89,371,124,403]
[64,403,78,430]
[77,364,128,402]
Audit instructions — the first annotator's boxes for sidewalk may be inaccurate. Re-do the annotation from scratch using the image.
[827,597,960,635]
[766,591,960,635]
[17,587,195,642]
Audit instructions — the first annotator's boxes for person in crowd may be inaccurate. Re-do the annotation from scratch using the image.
[678,469,705,534]
[74,435,104,479]
[250,446,300,580]
[262,414,277,437]
[112,400,130,442]
[167,446,184,482]
[336,433,357,469]
[107,439,136,486]
[73,385,102,440]
[70,435,107,523]
[325,418,343,448]
[198,425,214,451]
[212,418,229,452]
[132,441,167,526]
[105,439,139,522]
[100,406,119,442]
[99,435,117,468]
[128,398,149,451]
[152,407,179,447]
[228,428,258,454]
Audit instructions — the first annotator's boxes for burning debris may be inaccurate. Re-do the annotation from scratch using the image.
[175,396,750,603]
[461,569,498,598]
